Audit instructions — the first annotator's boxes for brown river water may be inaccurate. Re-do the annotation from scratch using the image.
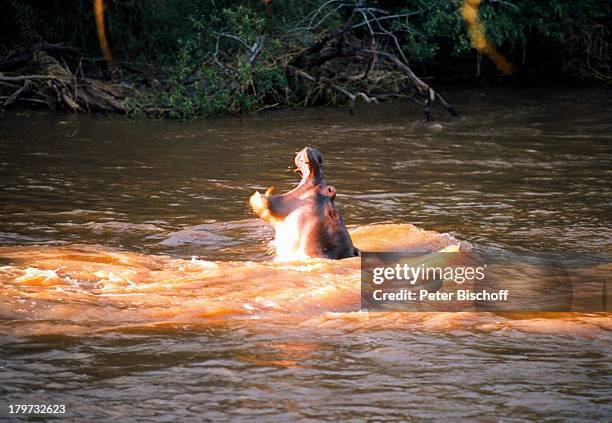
[0,88,611,421]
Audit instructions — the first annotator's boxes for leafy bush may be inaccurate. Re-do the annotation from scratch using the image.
[3,0,610,119]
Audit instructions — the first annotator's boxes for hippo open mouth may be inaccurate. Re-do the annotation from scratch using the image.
[250,147,358,260]
[294,146,325,186]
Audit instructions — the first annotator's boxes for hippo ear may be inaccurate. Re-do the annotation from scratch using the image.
[265,186,275,196]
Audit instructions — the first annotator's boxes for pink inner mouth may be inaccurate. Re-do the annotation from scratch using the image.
[294,148,324,187]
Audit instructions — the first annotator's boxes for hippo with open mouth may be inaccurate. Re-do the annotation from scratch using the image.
[250,147,359,261]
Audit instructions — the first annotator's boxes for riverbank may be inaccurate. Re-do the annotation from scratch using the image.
[2,1,610,120]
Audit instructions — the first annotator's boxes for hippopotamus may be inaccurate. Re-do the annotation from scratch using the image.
[250,147,359,261]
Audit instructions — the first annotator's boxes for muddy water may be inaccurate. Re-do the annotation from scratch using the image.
[0,88,611,420]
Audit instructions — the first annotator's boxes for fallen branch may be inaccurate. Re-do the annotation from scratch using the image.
[0,50,127,113]
[291,67,378,114]
[0,43,79,72]
[362,49,460,119]
[2,79,31,107]
[284,2,460,121]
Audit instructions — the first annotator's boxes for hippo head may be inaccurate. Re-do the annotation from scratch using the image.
[250,147,359,261]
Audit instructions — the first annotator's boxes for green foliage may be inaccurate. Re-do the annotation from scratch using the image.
[131,3,292,119]
[380,0,609,82]
[394,0,472,61]
[477,0,610,78]
[3,0,610,119]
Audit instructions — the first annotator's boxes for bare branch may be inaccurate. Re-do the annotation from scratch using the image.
[291,66,378,114]
[352,12,420,29]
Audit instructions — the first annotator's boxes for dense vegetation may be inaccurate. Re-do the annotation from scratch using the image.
[1,0,610,119]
